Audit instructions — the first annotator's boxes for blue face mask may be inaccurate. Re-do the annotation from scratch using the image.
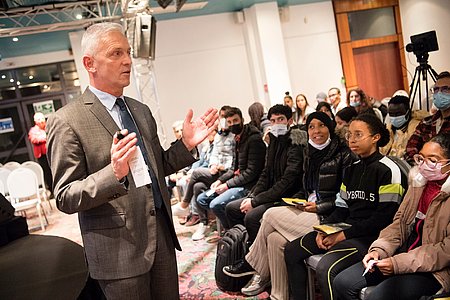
[389,114,408,128]
[350,101,360,107]
[433,92,450,110]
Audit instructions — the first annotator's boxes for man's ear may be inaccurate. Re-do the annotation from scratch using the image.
[288,117,293,126]
[82,55,95,73]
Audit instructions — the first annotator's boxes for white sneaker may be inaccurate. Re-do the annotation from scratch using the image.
[241,274,270,296]
[192,223,207,241]
[171,202,190,217]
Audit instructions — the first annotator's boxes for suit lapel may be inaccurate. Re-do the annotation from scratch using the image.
[83,89,120,137]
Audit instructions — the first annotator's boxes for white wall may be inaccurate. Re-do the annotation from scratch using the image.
[154,13,255,143]
[281,1,345,109]
[399,0,450,108]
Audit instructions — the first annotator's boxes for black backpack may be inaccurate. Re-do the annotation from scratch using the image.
[214,224,252,293]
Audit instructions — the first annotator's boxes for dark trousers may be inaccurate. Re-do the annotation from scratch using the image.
[333,261,442,300]
[225,198,275,243]
[183,168,220,222]
[284,231,372,300]
[39,154,53,192]
[98,209,179,300]
[182,167,219,204]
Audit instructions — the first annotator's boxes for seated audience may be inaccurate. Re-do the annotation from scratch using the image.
[223,112,354,299]
[328,87,347,115]
[225,104,305,243]
[196,107,266,231]
[167,120,186,200]
[335,106,358,141]
[293,94,315,125]
[347,88,383,121]
[283,92,295,113]
[172,106,235,232]
[405,71,450,165]
[316,101,335,122]
[248,102,271,134]
[381,94,428,158]
[316,91,328,103]
[334,132,450,300]
[284,113,407,300]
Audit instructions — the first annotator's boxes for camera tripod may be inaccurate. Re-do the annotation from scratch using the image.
[409,52,438,112]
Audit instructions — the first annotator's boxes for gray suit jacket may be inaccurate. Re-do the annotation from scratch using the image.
[46,88,195,280]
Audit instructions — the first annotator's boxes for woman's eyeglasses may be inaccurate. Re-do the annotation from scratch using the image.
[344,132,373,142]
[414,154,450,168]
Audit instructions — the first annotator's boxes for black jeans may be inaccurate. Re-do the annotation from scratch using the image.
[333,261,442,300]
[225,198,275,243]
[284,231,373,300]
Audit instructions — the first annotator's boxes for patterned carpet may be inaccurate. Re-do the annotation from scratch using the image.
[30,200,270,299]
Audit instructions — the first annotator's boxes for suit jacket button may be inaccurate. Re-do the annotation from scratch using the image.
[149,209,156,216]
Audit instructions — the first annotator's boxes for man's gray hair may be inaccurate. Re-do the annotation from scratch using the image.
[81,22,124,56]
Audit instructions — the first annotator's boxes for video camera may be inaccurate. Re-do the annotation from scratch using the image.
[405,30,439,60]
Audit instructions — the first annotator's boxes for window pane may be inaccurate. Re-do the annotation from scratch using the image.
[348,7,396,41]
[61,61,81,89]
[0,70,17,101]
[16,64,61,97]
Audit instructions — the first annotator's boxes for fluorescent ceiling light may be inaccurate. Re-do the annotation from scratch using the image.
[149,1,208,14]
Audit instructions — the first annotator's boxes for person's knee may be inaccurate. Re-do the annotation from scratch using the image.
[284,241,298,265]
[333,271,349,299]
[209,199,225,214]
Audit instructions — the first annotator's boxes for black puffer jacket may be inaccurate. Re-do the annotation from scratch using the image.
[250,127,306,207]
[219,124,266,190]
[293,135,355,223]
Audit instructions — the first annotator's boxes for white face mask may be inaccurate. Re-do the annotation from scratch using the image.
[308,137,331,150]
[270,124,289,137]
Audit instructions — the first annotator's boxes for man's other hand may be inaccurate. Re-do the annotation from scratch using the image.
[182,108,218,150]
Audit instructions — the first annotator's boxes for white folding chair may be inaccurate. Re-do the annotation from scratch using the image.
[22,161,52,211]
[0,167,11,196]
[7,167,48,231]
[3,161,21,171]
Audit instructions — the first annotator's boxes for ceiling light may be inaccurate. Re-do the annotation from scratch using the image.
[75,14,83,20]
[12,37,18,42]
[29,75,34,79]
[9,78,14,82]
[1,75,5,79]
[16,81,21,85]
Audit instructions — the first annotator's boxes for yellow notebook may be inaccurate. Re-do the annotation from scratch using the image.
[313,223,352,235]
[282,198,307,206]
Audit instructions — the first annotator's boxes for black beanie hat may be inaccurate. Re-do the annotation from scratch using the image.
[306,111,335,136]
[336,107,358,123]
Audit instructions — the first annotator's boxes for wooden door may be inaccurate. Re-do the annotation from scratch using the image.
[333,0,408,100]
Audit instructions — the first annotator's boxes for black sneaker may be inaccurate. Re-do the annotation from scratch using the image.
[222,259,256,278]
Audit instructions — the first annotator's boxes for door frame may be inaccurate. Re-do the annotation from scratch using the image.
[333,0,408,93]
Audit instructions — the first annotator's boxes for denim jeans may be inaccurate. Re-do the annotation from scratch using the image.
[196,187,249,229]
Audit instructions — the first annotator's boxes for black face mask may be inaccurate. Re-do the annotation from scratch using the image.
[229,123,243,135]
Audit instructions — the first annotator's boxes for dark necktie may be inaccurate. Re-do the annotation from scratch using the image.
[115,98,162,208]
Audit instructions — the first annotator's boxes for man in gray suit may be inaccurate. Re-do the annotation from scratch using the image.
[46,22,217,299]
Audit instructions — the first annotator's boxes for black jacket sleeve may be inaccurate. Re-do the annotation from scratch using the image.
[226,134,266,188]
[251,143,304,206]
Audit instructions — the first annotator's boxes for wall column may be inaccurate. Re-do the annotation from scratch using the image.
[243,1,292,107]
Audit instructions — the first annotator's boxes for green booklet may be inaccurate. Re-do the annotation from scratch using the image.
[313,222,352,235]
